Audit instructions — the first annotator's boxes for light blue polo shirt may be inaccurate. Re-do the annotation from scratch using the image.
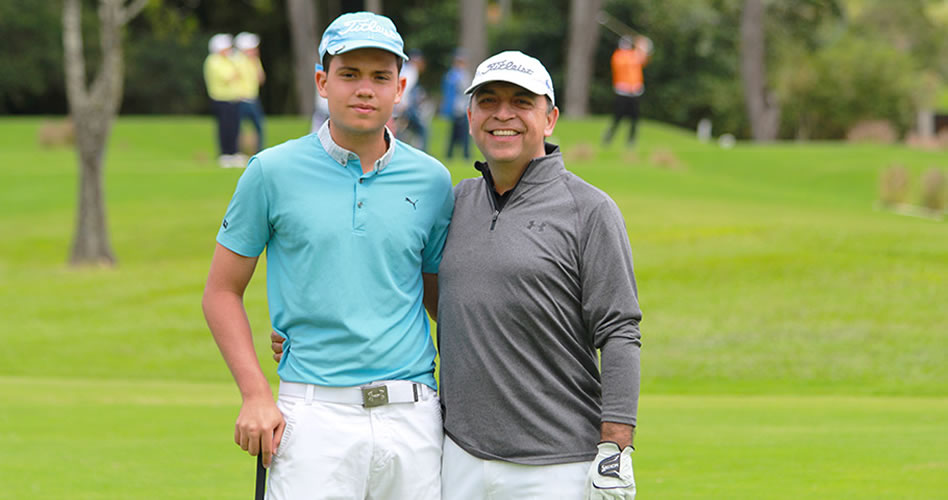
[217,122,454,390]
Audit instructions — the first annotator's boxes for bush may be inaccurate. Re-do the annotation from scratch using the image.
[777,36,917,139]
[919,168,946,213]
[123,33,208,114]
[846,120,897,144]
[0,1,66,113]
[878,165,910,206]
[37,119,74,149]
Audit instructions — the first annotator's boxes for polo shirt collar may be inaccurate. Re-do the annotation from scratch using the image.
[317,120,396,172]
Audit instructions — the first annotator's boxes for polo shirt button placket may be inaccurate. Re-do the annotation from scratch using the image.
[354,172,368,231]
[354,196,367,232]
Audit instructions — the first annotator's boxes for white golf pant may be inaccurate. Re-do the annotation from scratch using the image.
[266,380,443,500]
[442,436,591,500]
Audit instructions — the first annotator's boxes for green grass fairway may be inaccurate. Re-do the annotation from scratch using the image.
[1,116,946,498]
[1,377,945,499]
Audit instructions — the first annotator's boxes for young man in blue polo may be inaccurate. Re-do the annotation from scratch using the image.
[202,11,453,500]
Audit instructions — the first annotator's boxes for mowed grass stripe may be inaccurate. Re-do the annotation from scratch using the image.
[1,377,945,499]
[0,377,246,500]
[639,394,948,498]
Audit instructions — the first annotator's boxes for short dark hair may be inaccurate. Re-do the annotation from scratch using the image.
[321,52,403,74]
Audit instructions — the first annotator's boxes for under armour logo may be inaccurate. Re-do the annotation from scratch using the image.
[526,220,546,232]
[405,197,418,210]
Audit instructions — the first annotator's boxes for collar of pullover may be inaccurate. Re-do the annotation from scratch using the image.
[474,142,565,190]
[474,142,565,212]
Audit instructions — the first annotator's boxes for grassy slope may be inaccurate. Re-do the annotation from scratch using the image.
[0,116,945,498]
[3,116,943,394]
[558,120,947,396]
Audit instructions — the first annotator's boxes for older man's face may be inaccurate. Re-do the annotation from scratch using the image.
[467,82,558,170]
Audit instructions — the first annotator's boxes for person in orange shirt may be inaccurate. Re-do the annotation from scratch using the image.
[602,35,652,148]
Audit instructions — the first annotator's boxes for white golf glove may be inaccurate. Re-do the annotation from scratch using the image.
[583,441,635,500]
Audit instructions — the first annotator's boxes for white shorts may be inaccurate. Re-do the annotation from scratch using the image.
[266,380,443,500]
[442,436,591,500]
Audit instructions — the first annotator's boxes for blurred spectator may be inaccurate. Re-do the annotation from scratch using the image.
[203,33,245,167]
[234,32,266,153]
[311,63,331,133]
[602,35,652,148]
[395,49,430,151]
[440,49,471,159]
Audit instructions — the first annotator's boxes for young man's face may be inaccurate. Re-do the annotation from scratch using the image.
[467,82,558,169]
[316,48,405,138]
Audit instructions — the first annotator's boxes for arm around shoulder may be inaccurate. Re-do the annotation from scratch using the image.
[422,273,439,320]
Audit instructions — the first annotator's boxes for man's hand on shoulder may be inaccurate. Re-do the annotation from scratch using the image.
[584,441,636,500]
[270,330,285,362]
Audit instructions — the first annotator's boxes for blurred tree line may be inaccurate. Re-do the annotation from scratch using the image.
[1,0,946,139]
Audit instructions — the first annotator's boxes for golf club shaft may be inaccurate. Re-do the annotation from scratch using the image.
[597,10,639,38]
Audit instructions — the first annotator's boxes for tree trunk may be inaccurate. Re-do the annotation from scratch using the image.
[564,0,601,116]
[498,0,512,19]
[365,0,382,14]
[287,0,319,117]
[62,0,147,266]
[326,0,341,24]
[460,0,487,69]
[740,0,780,141]
[71,122,113,266]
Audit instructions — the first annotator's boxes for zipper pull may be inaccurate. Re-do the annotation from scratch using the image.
[490,210,499,231]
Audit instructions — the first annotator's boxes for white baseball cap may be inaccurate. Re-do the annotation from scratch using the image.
[235,32,260,50]
[464,51,555,106]
[208,33,232,53]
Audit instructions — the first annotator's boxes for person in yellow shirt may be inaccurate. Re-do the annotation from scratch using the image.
[602,35,652,148]
[204,33,245,167]
[235,32,266,154]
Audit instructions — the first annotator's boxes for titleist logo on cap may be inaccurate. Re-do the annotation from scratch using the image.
[339,20,400,40]
[480,60,534,75]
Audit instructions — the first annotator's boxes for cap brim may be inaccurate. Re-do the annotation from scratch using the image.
[464,76,553,104]
[327,41,408,61]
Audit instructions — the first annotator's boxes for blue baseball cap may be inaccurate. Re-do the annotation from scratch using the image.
[318,12,408,63]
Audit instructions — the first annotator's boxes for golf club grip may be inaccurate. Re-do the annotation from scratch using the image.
[255,454,266,500]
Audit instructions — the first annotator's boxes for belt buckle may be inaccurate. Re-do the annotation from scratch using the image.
[361,384,389,408]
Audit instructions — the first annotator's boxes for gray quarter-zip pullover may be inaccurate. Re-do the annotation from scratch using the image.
[437,143,643,465]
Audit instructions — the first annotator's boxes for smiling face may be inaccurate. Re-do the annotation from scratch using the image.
[467,82,558,171]
[315,48,405,142]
